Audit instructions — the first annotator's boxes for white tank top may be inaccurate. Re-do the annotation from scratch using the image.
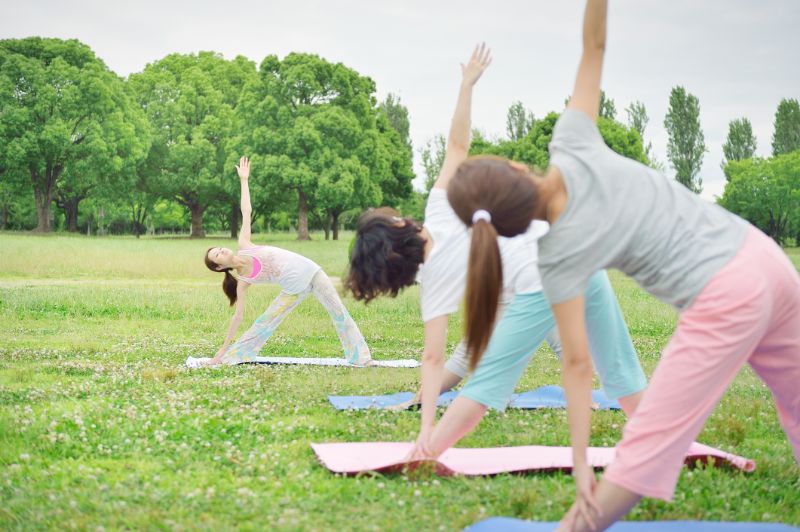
[235,246,322,295]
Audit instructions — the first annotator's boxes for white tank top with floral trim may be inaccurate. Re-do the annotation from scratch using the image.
[235,246,321,295]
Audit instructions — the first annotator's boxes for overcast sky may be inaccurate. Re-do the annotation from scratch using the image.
[3,0,799,200]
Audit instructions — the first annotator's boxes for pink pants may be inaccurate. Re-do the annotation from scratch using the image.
[604,227,800,501]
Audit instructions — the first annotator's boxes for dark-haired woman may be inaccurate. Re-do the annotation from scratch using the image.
[202,157,372,367]
[345,45,646,460]
[445,2,800,529]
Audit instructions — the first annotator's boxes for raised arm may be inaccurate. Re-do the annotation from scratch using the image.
[566,0,607,122]
[433,43,492,190]
[236,156,254,249]
[552,296,601,529]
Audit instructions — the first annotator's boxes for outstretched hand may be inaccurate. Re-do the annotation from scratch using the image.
[461,43,492,87]
[235,156,250,180]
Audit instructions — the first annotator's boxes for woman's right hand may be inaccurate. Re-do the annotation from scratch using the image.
[235,156,250,180]
[209,347,227,365]
[405,426,436,461]
[461,43,492,87]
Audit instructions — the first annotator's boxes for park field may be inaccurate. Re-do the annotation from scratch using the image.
[1,233,799,530]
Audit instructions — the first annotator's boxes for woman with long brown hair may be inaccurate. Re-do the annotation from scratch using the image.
[199,156,372,367]
[446,1,800,529]
[345,45,647,461]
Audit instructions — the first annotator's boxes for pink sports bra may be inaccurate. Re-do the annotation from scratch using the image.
[247,256,262,279]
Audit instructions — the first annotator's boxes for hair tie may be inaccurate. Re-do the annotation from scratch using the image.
[471,209,492,225]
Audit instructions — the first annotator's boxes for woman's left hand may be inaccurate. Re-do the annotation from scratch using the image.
[572,462,602,530]
[235,156,250,180]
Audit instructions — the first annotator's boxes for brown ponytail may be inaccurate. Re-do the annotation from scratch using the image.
[205,248,239,306]
[465,220,502,370]
[447,155,540,369]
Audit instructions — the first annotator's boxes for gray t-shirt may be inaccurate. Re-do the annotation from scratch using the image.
[539,109,748,310]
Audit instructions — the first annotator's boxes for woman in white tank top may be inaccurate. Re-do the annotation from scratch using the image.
[201,157,371,367]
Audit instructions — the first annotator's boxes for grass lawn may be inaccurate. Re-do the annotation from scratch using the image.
[1,233,798,530]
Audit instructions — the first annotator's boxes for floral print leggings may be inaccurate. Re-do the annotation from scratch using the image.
[221,271,372,366]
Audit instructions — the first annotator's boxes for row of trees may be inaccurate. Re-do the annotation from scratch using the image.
[415,91,800,245]
[0,38,414,239]
[2,37,797,242]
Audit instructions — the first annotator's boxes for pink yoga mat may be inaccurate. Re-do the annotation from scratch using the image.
[310,441,755,476]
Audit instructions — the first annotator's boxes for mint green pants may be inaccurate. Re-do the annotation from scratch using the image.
[460,270,646,411]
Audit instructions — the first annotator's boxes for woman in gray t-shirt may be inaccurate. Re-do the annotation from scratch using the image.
[446,0,800,530]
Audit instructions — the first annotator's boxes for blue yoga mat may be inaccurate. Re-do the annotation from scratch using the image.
[508,385,620,410]
[464,517,799,531]
[328,385,620,411]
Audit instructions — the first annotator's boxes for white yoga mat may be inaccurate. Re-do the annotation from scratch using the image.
[185,356,419,369]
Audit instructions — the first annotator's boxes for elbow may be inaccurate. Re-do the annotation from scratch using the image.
[583,41,605,57]
[422,350,444,367]
[447,141,469,155]
[563,355,592,377]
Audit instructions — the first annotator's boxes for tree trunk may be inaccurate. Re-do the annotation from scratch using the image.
[0,206,8,230]
[323,212,331,241]
[297,189,310,241]
[63,197,80,233]
[230,202,240,239]
[34,188,54,232]
[32,166,63,233]
[331,211,339,241]
[190,204,206,238]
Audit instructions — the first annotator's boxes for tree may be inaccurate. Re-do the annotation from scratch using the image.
[0,37,149,232]
[772,98,800,156]
[664,86,706,193]
[506,101,535,141]
[720,151,800,244]
[379,93,411,150]
[235,53,412,240]
[624,100,662,170]
[128,52,256,238]
[420,134,446,192]
[599,91,617,121]
[722,117,757,178]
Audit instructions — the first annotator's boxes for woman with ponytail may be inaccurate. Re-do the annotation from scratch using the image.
[345,45,647,461]
[202,156,371,367]
[447,1,800,529]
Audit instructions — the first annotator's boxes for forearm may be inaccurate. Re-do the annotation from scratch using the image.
[419,351,445,431]
[582,0,607,52]
[448,82,473,152]
[563,357,594,465]
[239,179,252,217]
[218,314,244,353]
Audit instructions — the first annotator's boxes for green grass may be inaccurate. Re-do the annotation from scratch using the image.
[1,233,798,530]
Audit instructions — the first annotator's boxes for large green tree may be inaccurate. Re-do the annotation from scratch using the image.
[772,98,800,156]
[720,151,800,244]
[235,53,412,240]
[0,37,149,232]
[664,86,706,193]
[128,52,256,238]
[722,117,757,178]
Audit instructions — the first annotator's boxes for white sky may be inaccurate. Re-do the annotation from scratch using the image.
[3,0,799,200]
